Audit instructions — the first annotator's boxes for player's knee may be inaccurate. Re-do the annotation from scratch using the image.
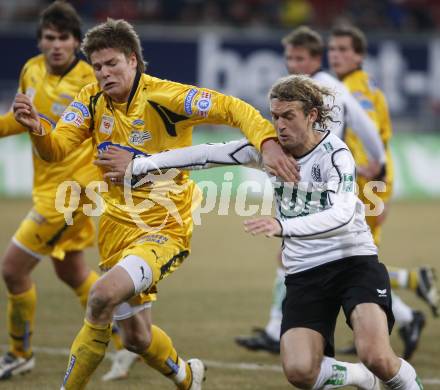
[2,256,25,287]
[283,359,319,389]
[359,348,393,376]
[88,281,119,319]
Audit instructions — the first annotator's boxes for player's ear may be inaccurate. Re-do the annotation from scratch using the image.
[128,52,137,69]
[308,107,318,124]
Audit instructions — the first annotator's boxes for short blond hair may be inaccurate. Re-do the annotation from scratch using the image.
[269,75,335,130]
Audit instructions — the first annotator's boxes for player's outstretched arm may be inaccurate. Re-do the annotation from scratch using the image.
[13,93,91,162]
[0,111,27,138]
[97,139,261,182]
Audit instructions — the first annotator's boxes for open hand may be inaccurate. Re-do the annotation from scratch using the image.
[261,139,300,184]
[244,217,282,237]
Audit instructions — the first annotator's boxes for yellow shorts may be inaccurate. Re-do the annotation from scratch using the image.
[98,213,192,305]
[13,195,95,261]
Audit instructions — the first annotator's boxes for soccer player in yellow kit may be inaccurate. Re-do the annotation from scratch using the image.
[13,19,297,390]
[0,1,133,380]
[328,24,438,360]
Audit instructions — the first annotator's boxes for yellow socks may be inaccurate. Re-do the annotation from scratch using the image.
[73,270,124,351]
[388,267,419,291]
[140,325,192,390]
[7,285,36,358]
[73,271,99,308]
[61,319,111,390]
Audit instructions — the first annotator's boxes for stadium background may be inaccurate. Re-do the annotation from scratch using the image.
[0,0,439,388]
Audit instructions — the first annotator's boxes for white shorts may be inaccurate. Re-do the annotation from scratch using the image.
[113,255,154,321]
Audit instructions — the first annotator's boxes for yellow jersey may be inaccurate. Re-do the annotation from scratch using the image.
[32,73,277,236]
[0,54,98,202]
[343,69,394,200]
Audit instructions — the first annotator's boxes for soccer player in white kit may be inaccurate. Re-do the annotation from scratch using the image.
[235,25,388,354]
[99,74,424,390]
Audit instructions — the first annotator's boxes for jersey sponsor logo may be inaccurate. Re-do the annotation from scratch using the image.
[184,88,198,115]
[311,163,322,182]
[129,129,152,146]
[342,173,354,192]
[275,182,330,218]
[71,101,90,117]
[196,91,212,117]
[135,234,169,245]
[97,141,150,158]
[99,115,114,135]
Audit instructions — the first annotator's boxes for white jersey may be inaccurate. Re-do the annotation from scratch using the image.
[312,71,386,164]
[132,132,377,275]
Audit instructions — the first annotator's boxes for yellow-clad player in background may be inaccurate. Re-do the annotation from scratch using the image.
[0,2,135,381]
[13,19,297,390]
[328,24,438,360]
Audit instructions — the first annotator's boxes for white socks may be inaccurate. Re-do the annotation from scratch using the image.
[312,357,376,389]
[264,267,285,341]
[392,292,414,325]
[384,359,423,390]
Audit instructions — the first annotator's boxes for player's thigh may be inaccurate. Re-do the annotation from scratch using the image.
[282,270,340,358]
[119,235,190,299]
[341,256,394,333]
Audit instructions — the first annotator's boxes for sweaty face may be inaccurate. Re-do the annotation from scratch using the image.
[90,48,138,102]
[39,27,79,74]
[284,44,321,76]
[270,99,314,153]
[328,36,363,79]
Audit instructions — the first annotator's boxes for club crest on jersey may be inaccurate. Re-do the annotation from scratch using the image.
[184,88,198,115]
[195,91,212,117]
[129,129,152,146]
[311,163,322,182]
[99,115,114,135]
